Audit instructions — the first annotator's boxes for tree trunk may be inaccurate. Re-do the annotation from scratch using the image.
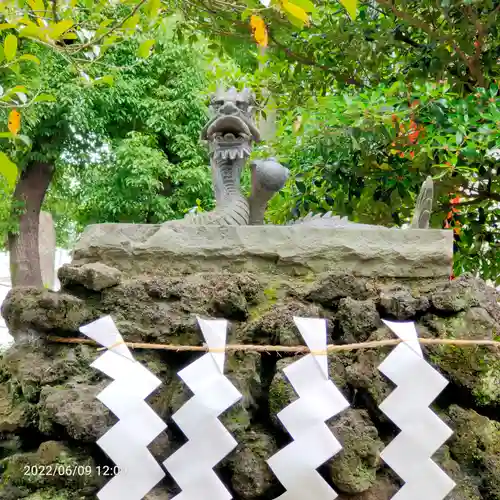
[8,161,54,287]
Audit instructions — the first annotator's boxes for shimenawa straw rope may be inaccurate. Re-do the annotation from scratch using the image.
[48,336,500,354]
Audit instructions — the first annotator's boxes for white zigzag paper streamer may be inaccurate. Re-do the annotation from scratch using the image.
[163,316,242,500]
[378,319,456,500]
[80,315,167,500]
[267,317,350,500]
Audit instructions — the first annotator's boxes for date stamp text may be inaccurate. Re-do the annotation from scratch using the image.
[23,465,121,477]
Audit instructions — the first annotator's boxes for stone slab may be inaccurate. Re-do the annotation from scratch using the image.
[71,223,453,279]
[39,211,56,290]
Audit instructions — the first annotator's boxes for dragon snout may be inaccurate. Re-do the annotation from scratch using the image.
[219,101,239,115]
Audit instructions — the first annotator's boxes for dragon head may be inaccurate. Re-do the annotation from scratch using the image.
[201,87,261,160]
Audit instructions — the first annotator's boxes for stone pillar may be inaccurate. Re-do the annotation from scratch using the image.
[39,211,56,290]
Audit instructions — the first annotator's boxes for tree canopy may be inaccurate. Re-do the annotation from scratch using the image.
[46,35,212,241]
[0,0,499,286]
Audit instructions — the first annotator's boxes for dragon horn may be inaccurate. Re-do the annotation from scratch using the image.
[410,176,434,229]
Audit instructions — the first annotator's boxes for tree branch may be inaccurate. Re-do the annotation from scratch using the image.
[267,31,331,71]
[374,0,481,83]
[51,0,59,22]
[439,192,500,211]
[463,5,486,87]
[72,0,149,53]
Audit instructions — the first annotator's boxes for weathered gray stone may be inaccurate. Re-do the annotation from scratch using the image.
[0,385,29,433]
[446,406,500,499]
[305,273,375,306]
[1,262,498,499]
[434,446,482,500]
[379,287,430,319]
[1,288,96,337]
[337,476,398,500]
[227,428,279,499]
[0,343,96,401]
[424,307,500,406]
[431,274,500,322]
[38,383,113,442]
[58,263,122,291]
[144,488,172,500]
[73,224,453,279]
[329,409,384,494]
[243,300,330,346]
[337,298,381,343]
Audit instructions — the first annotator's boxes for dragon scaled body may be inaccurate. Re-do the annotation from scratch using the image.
[172,87,434,230]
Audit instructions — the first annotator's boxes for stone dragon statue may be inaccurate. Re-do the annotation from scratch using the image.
[178,87,433,229]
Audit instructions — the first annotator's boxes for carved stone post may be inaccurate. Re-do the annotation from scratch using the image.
[39,211,56,290]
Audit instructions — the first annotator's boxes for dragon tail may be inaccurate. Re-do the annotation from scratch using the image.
[410,176,434,229]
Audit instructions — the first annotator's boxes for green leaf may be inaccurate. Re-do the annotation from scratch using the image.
[28,0,46,15]
[16,134,32,147]
[1,85,27,100]
[8,63,20,75]
[49,20,74,40]
[33,93,56,102]
[123,14,140,31]
[4,34,17,61]
[101,35,118,49]
[456,131,463,145]
[18,54,40,64]
[9,85,28,94]
[0,152,18,189]
[241,8,253,21]
[147,0,161,19]
[137,39,155,58]
[95,75,114,86]
[18,23,45,39]
[282,1,310,25]
[291,0,316,13]
[284,11,307,28]
[339,0,357,20]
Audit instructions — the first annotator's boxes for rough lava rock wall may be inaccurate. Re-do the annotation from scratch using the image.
[0,225,498,500]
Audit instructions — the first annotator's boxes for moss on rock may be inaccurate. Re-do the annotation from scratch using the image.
[268,358,297,428]
[0,441,103,498]
[0,385,30,433]
[0,269,499,499]
[431,274,500,322]
[329,409,384,494]
[337,475,399,500]
[434,445,482,500]
[378,286,430,320]
[337,298,381,343]
[243,300,332,346]
[446,405,500,499]
[304,273,376,307]
[38,383,113,442]
[1,288,97,337]
[425,307,500,407]
[227,428,278,499]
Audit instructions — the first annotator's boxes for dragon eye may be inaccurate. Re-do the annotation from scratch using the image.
[211,100,224,107]
[236,101,248,109]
